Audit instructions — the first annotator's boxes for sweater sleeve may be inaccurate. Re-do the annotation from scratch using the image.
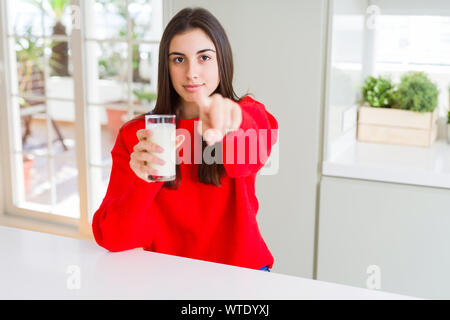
[222,97,278,178]
[91,126,164,252]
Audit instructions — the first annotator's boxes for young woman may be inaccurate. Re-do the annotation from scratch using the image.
[92,7,278,272]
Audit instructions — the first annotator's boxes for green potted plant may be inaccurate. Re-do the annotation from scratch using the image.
[393,72,438,113]
[361,75,395,108]
[358,72,439,147]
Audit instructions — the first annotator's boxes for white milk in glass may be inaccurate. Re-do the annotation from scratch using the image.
[145,115,176,181]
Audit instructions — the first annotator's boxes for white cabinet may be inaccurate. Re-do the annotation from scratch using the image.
[317,175,450,299]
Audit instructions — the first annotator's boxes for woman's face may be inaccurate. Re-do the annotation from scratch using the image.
[168,28,220,106]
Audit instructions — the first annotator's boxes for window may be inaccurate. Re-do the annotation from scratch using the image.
[322,0,450,190]
[0,0,163,236]
[374,15,450,117]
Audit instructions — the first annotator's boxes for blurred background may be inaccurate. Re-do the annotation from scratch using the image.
[0,0,449,299]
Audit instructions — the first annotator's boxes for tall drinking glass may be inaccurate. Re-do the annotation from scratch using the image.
[145,114,176,182]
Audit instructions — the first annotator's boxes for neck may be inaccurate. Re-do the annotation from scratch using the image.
[179,100,199,119]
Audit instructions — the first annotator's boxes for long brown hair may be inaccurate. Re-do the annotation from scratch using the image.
[130,7,245,189]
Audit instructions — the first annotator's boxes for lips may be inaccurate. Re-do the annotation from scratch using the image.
[184,84,204,88]
[183,84,204,92]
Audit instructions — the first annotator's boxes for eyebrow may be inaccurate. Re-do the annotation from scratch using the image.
[168,49,216,56]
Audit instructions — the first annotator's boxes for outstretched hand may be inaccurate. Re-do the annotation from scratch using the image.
[194,92,242,146]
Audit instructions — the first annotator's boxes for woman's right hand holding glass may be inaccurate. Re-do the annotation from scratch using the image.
[130,129,185,182]
[130,129,166,182]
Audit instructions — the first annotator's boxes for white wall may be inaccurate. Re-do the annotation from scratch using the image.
[165,0,329,277]
[318,176,450,299]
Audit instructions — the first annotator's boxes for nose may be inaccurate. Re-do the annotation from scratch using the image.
[186,59,200,80]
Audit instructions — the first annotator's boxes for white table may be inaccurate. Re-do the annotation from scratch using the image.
[0,226,418,300]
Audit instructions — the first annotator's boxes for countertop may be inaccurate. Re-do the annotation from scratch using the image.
[323,140,450,189]
[0,225,418,299]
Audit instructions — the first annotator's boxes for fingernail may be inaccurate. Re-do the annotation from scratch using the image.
[204,131,213,141]
[158,146,164,152]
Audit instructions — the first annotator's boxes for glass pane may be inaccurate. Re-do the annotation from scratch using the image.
[15,37,45,97]
[23,155,51,205]
[374,15,450,118]
[16,99,79,217]
[45,39,73,79]
[46,99,76,156]
[8,0,75,37]
[88,166,110,223]
[131,83,156,111]
[376,16,450,65]
[325,12,364,162]
[87,41,128,104]
[129,0,163,41]
[13,96,50,156]
[42,0,74,37]
[87,106,119,166]
[54,155,80,218]
[9,0,45,37]
[131,42,158,86]
[86,0,127,40]
[131,44,158,110]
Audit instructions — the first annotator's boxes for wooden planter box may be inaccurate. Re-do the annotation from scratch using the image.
[357,106,438,147]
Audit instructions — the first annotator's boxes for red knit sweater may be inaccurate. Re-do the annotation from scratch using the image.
[92,96,278,270]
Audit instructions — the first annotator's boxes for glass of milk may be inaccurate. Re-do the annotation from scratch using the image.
[145,114,176,182]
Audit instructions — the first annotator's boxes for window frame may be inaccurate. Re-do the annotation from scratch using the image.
[0,0,165,239]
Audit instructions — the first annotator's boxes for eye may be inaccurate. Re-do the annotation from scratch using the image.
[173,57,183,63]
[200,55,211,62]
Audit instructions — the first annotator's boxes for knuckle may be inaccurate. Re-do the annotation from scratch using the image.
[141,152,153,163]
[139,152,149,162]
[134,152,144,162]
[150,143,159,153]
[147,153,157,163]
[144,152,153,162]
[142,141,151,151]
[144,142,155,153]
